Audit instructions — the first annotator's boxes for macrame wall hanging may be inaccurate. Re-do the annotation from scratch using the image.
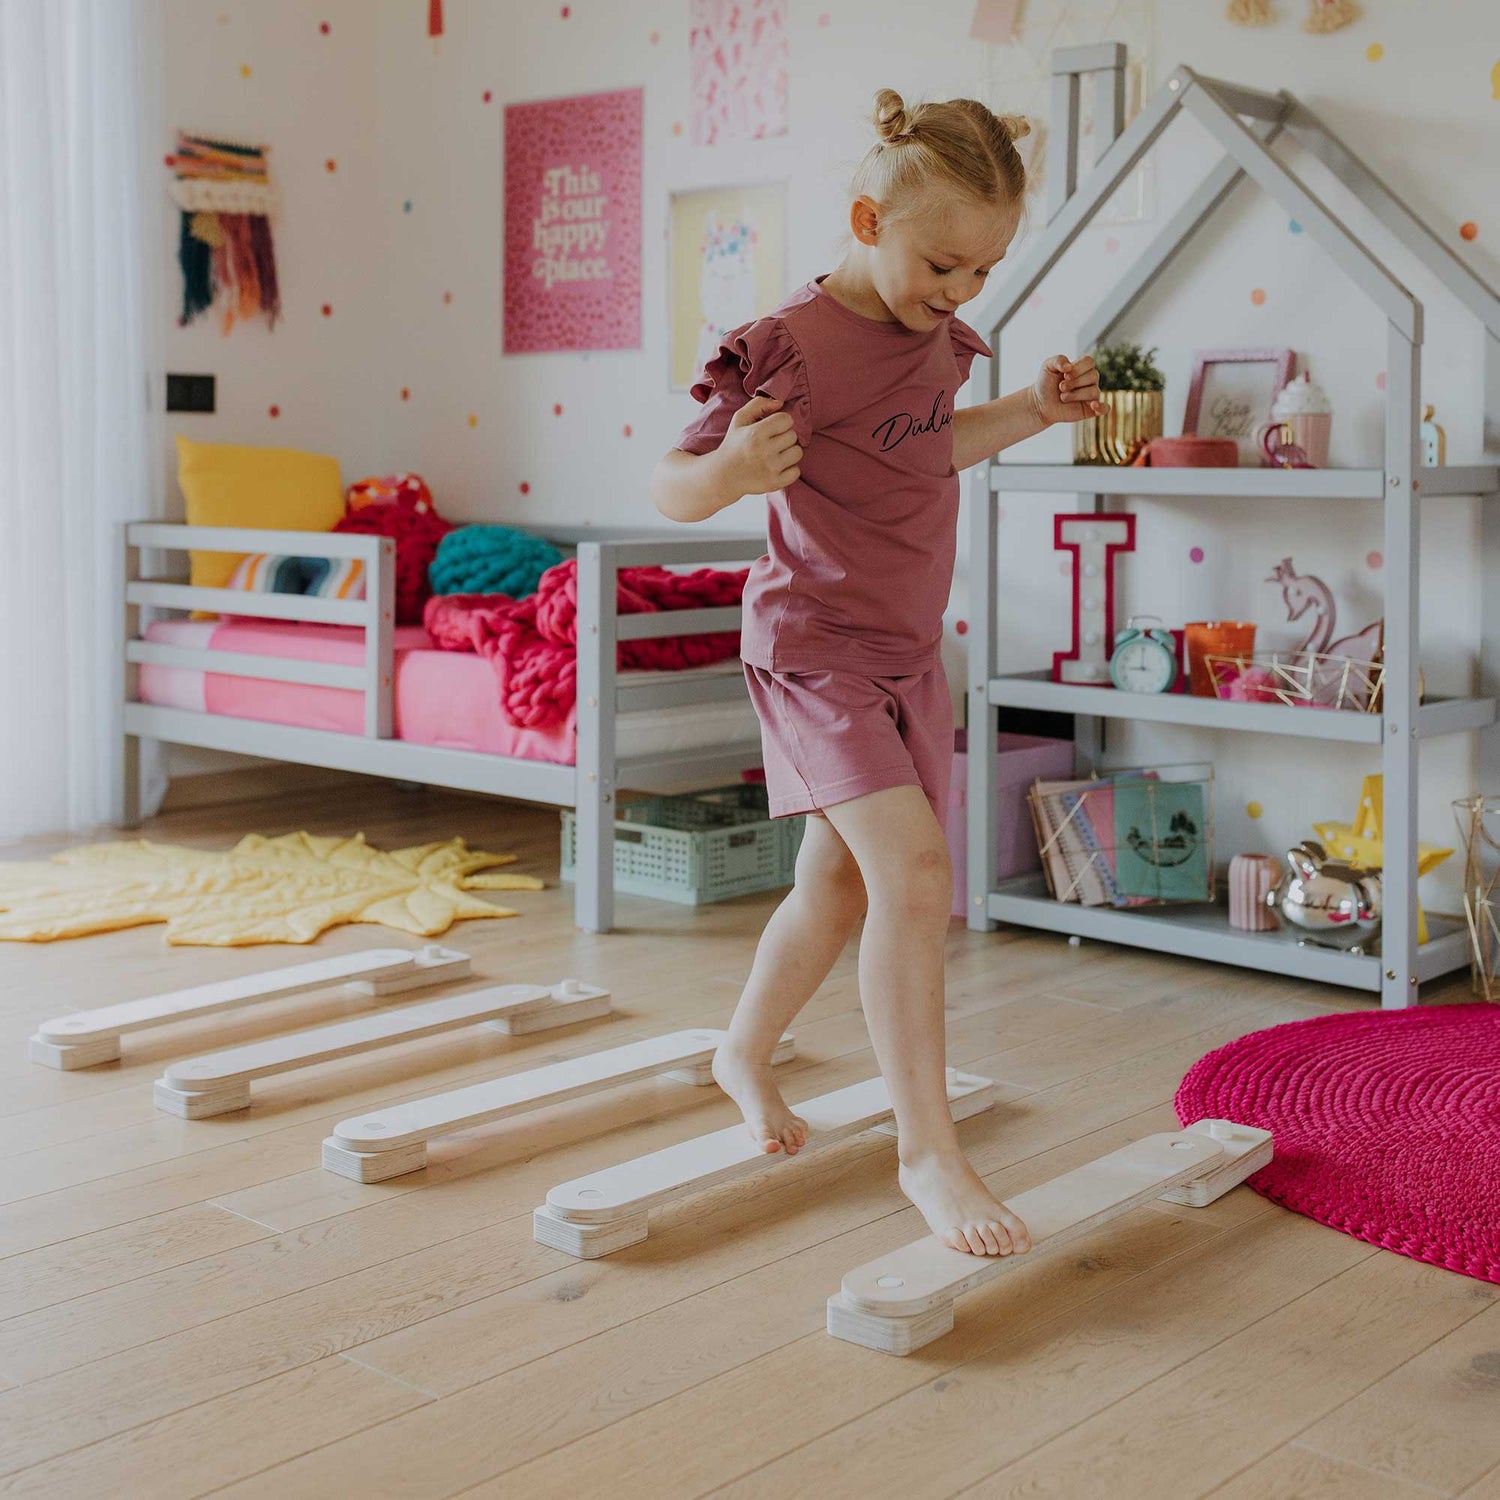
[166,132,282,334]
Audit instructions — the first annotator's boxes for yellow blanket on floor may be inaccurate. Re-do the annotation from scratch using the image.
[0,832,544,946]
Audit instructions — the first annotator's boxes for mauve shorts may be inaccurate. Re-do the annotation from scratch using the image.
[742,661,954,825]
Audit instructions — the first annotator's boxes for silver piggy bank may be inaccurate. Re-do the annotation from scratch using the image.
[1268,840,1382,954]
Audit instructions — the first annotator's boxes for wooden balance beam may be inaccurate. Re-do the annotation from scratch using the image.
[321,1028,800,1182]
[153,979,611,1119]
[28,945,471,1070]
[827,1119,1274,1355]
[533,1069,999,1260]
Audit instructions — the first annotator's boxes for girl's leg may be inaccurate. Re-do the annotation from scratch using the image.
[821,784,1032,1258]
[712,813,868,1155]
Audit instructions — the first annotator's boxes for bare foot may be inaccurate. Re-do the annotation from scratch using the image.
[898,1149,1032,1256]
[711,1045,809,1155]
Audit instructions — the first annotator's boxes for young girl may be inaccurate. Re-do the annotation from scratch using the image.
[650,88,1101,1258]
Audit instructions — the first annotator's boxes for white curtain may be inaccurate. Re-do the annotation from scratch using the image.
[0,0,165,843]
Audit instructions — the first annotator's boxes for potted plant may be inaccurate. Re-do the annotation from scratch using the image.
[1074,341,1166,464]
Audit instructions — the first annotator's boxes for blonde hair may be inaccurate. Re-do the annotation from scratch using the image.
[852,87,1030,232]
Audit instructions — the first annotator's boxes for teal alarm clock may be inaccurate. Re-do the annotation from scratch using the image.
[1110,615,1178,693]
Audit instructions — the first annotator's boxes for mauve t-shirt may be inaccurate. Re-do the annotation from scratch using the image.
[674,274,991,676]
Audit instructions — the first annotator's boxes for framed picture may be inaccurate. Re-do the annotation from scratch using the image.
[503,87,642,354]
[1183,348,1295,464]
[668,182,787,392]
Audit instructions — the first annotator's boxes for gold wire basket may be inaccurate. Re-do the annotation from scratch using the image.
[1204,651,1386,713]
[1454,795,1500,1001]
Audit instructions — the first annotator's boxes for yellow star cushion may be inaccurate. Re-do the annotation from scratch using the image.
[0,833,543,946]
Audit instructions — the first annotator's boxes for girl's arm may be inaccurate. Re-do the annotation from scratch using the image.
[952,355,1103,472]
[649,448,741,524]
[652,394,803,524]
[951,388,1049,472]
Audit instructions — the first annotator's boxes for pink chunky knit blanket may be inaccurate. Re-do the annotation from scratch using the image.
[423,558,749,729]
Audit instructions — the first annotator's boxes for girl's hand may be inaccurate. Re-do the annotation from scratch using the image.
[1030,354,1103,426]
[712,395,803,499]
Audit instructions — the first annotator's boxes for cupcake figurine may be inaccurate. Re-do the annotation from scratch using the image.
[1270,372,1333,468]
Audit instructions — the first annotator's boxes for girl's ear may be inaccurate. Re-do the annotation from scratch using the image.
[850,195,880,247]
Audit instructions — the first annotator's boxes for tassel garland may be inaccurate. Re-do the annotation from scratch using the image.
[1226,0,1275,24]
[1303,0,1360,30]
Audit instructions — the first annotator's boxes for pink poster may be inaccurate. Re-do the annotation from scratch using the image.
[690,0,789,147]
[503,88,642,354]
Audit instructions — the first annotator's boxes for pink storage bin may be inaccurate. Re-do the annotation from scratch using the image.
[946,729,1077,917]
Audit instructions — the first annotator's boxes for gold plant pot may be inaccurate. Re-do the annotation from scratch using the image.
[1073,390,1164,465]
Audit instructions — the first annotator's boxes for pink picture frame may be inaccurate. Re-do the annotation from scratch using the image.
[1183,347,1295,461]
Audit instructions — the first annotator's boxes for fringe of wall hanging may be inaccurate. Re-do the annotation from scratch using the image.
[167,132,281,333]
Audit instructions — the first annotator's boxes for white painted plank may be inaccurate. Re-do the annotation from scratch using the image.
[828,1120,1274,1354]
[153,980,610,1118]
[320,1029,798,1182]
[533,1070,997,1258]
[28,947,469,1069]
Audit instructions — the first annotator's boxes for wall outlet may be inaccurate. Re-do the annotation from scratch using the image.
[166,373,216,413]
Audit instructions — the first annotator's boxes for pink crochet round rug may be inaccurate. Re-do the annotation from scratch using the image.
[1175,1003,1500,1284]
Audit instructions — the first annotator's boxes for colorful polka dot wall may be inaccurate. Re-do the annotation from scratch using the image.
[1189,546,1205,565]
[1250,287,1266,306]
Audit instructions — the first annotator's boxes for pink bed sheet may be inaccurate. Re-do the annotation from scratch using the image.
[139,618,578,763]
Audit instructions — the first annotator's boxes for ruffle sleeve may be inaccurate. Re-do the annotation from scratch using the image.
[674,315,813,455]
[949,316,993,388]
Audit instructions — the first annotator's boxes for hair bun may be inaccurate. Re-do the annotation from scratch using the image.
[997,112,1031,142]
[873,87,913,144]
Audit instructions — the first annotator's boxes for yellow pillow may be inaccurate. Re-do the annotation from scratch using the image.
[176,436,345,590]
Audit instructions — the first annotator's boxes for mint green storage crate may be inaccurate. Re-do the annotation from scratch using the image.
[561,784,804,906]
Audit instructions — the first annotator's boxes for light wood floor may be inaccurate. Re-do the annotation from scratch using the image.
[1,779,1496,1500]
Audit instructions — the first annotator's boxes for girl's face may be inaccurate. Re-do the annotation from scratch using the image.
[854,193,1020,331]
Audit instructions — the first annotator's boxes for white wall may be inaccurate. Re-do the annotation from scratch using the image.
[158,0,1499,903]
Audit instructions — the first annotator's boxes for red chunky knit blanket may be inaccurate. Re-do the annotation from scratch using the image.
[423,558,749,729]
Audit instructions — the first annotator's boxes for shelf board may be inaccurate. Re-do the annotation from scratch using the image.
[984,874,1471,991]
[1416,465,1500,497]
[987,464,1500,500]
[989,464,1385,499]
[986,672,1495,743]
